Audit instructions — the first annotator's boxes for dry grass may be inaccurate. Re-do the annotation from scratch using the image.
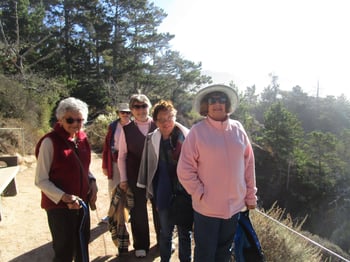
[251,203,349,262]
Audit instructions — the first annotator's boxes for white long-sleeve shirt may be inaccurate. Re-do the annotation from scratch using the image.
[35,138,64,204]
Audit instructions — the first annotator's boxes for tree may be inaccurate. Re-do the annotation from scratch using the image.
[263,102,303,169]
[236,85,262,142]
[261,101,304,210]
[260,73,280,104]
[303,131,344,184]
[0,0,47,75]
[109,0,171,93]
[255,73,281,123]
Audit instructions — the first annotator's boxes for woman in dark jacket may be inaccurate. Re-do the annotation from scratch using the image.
[118,94,160,258]
[137,100,192,262]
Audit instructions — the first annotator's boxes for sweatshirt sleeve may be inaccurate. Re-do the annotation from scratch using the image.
[244,139,257,206]
[34,138,64,204]
[177,129,204,201]
[117,128,128,182]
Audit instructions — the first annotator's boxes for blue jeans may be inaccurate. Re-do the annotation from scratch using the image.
[193,210,238,262]
[158,208,192,262]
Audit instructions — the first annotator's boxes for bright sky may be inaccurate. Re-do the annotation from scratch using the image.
[153,0,350,98]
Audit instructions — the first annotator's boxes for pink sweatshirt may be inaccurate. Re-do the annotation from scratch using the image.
[177,116,257,219]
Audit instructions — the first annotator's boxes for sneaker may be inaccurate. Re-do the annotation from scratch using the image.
[100,216,109,224]
[135,249,146,258]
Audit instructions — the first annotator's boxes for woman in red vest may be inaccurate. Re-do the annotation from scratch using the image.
[35,97,97,262]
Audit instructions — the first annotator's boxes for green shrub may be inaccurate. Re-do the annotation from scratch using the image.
[85,112,117,152]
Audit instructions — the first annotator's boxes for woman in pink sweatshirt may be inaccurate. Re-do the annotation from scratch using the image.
[177,84,257,262]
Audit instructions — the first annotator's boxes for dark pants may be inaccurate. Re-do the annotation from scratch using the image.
[151,197,161,245]
[129,182,160,251]
[158,208,192,262]
[47,208,90,262]
[193,211,238,262]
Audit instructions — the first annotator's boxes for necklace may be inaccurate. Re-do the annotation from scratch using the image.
[73,137,79,149]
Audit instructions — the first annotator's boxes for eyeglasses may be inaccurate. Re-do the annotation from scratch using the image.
[65,118,84,124]
[156,115,175,124]
[208,97,227,105]
[132,104,148,109]
[120,111,131,115]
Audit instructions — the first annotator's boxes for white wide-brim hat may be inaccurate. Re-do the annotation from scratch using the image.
[193,84,239,115]
[117,102,131,112]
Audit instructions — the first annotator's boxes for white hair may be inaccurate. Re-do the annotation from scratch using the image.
[55,97,88,123]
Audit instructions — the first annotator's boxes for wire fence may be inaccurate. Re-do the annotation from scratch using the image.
[255,209,350,262]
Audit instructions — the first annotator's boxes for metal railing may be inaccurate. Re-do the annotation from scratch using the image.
[255,209,350,262]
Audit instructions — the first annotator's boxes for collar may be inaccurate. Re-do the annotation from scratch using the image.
[53,122,87,141]
[206,116,230,130]
[151,122,189,159]
[134,117,152,126]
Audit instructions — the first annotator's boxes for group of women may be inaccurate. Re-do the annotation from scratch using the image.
[35,84,257,262]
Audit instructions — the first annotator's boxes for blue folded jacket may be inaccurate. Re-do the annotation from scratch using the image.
[234,210,265,262]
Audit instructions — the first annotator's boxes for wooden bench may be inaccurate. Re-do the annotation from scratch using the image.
[0,156,19,221]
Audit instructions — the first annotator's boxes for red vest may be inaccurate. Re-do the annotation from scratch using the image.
[101,120,119,179]
[35,123,91,210]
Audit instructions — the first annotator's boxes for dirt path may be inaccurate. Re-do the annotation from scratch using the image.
[0,153,178,262]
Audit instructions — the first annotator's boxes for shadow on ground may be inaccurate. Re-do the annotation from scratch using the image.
[90,222,109,242]
[92,245,160,262]
[8,223,109,262]
[8,242,53,262]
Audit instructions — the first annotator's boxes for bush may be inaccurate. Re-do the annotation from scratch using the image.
[85,112,118,152]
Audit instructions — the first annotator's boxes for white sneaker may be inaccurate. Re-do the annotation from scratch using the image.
[100,216,109,224]
[135,249,146,258]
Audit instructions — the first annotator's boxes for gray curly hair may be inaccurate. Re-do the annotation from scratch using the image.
[129,94,152,109]
[55,97,88,123]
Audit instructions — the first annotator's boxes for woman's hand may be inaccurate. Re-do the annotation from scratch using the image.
[119,181,128,191]
[61,193,81,209]
[88,180,98,209]
[246,204,256,210]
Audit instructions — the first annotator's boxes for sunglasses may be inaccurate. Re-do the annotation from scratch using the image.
[65,118,84,124]
[120,111,131,115]
[208,97,227,105]
[132,104,148,109]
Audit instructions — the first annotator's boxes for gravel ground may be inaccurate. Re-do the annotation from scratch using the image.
[0,153,187,262]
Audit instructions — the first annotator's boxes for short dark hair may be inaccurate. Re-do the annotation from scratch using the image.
[152,100,177,120]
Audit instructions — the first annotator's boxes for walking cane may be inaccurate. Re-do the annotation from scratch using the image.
[78,199,89,262]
